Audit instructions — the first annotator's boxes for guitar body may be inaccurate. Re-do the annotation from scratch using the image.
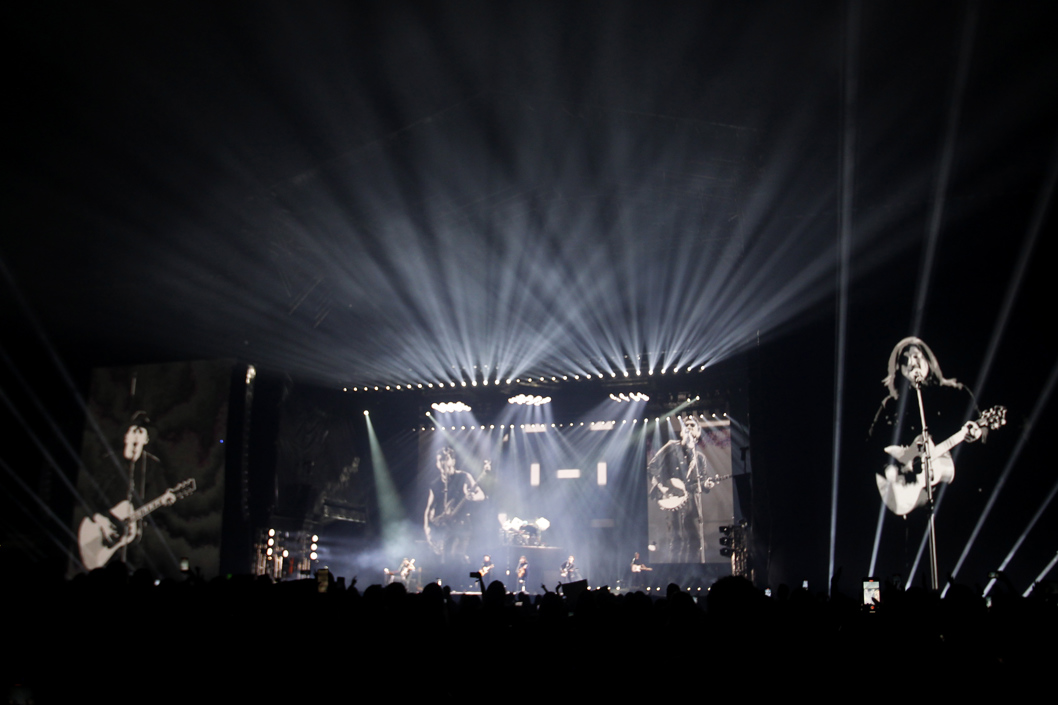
[875,407,1005,516]
[78,501,138,571]
[425,502,470,555]
[654,474,733,511]
[655,478,689,510]
[877,438,955,516]
[77,479,196,570]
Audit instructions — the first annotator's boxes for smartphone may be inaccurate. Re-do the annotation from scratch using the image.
[863,578,881,612]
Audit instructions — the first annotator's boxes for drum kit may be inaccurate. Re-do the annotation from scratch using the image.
[499,514,550,546]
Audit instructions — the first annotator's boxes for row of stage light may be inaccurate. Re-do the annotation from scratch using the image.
[340,364,713,393]
[413,411,730,433]
[430,392,648,412]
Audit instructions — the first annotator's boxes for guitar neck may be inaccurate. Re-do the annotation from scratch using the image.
[131,494,170,522]
[932,413,992,457]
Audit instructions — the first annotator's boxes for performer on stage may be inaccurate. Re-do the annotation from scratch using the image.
[479,554,495,583]
[559,555,579,582]
[868,337,990,516]
[423,447,487,563]
[629,552,651,590]
[516,555,529,592]
[648,415,715,562]
[384,557,415,585]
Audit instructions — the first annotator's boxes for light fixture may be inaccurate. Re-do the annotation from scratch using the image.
[508,394,552,405]
[432,401,472,413]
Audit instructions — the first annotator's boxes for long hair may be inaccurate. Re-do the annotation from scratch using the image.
[881,337,962,401]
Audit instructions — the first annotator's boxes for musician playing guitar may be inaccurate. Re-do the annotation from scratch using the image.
[647,415,711,562]
[423,447,487,562]
[479,554,494,582]
[869,338,1004,516]
[516,555,529,592]
[559,555,579,582]
[630,552,652,590]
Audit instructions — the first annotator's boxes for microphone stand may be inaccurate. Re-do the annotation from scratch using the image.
[913,379,940,591]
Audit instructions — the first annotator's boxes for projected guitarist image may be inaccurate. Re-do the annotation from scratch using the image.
[647,415,720,563]
[78,412,197,570]
[423,446,488,563]
[869,337,1006,516]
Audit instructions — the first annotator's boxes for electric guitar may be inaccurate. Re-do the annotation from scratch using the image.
[78,479,197,570]
[877,406,1006,516]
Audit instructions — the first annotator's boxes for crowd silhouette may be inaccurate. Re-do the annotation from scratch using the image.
[3,559,1052,702]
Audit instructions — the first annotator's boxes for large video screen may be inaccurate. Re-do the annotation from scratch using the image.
[71,360,231,578]
[646,416,734,564]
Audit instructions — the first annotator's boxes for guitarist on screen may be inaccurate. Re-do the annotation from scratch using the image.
[423,446,487,563]
[78,411,197,570]
[86,412,158,565]
[868,337,1004,516]
[647,415,712,562]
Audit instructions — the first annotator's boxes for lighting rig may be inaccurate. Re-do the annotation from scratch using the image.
[718,521,750,579]
[255,527,320,580]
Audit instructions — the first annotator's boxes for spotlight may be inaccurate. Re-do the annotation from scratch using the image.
[363,410,369,416]
[432,401,472,413]
[508,394,551,405]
